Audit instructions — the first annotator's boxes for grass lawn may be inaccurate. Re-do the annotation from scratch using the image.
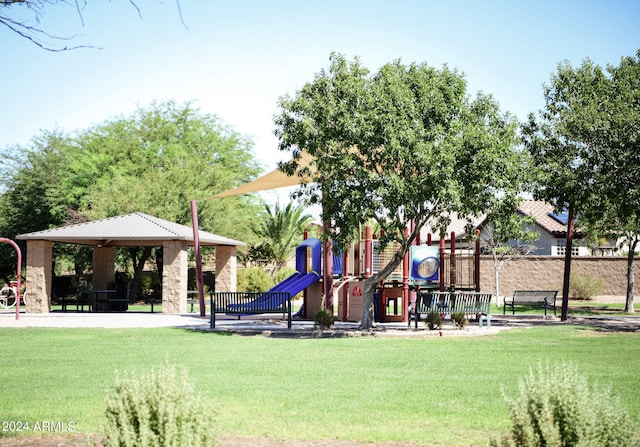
[1,324,639,446]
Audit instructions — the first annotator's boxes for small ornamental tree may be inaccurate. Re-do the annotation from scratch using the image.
[253,201,313,274]
[480,196,538,303]
[275,53,527,329]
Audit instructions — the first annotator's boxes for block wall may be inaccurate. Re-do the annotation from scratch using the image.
[479,256,640,298]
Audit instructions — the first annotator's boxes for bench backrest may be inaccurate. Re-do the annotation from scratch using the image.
[210,291,291,314]
[417,291,492,315]
[512,290,558,304]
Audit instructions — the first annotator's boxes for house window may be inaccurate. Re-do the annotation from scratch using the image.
[556,238,579,256]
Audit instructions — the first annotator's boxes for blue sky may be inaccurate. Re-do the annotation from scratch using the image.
[2,0,639,205]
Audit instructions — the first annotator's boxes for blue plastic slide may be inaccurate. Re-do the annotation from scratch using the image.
[274,271,320,297]
[226,238,323,314]
[226,272,320,313]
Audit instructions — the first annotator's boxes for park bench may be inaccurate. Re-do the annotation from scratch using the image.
[409,291,493,329]
[210,291,292,329]
[503,290,558,316]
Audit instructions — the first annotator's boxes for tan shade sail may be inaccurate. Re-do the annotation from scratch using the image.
[208,151,314,199]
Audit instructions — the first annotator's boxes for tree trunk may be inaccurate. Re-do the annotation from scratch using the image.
[492,249,501,305]
[625,238,637,313]
[359,243,409,329]
[128,246,153,303]
[561,206,576,321]
[360,276,378,329]
[357,219,425,329]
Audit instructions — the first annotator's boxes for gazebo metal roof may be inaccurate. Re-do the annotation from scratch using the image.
[16,212,245,247]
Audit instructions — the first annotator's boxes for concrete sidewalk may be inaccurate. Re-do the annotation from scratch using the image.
[2,310,637,335]
[0,310,519,336]
[0,311,210,329]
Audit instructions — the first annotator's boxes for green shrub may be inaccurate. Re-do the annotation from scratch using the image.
[236,266,273,292]
[103,362,217,447]
[451,311,467,329]
[424,311,442,330]
[314,308,336,329]
[569,272,603,300]
[491,362,639,447]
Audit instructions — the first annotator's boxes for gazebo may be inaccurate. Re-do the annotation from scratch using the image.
[16,212,245,314]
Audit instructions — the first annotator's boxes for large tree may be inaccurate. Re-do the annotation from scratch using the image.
[578,52,640,313]
[0,130,77,282]
[0,101,263,298]
[524,51,640,316]
[274,54,526,329]
[69,101,262,237]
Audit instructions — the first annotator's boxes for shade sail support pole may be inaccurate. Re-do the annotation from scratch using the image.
[190,200,206,317]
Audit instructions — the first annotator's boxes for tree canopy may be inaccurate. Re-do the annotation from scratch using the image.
[274,53,527,328]
[523,50,640,314]
[0,101,263,289]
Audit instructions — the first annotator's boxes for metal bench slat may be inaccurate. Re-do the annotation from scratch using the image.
[410,291,492,329]
[210,291,292,329]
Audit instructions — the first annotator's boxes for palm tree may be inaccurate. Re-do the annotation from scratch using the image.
[253,202,314,273]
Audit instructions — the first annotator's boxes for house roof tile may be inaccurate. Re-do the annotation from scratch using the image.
[517,200,567,235]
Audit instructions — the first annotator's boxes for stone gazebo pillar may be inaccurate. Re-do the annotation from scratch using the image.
[92,247,116,290]
[215,245,237,292]
[25,240,52,313]
[162,241,188,314]
[92,246,116,312]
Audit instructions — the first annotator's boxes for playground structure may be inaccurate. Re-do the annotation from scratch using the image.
[202,155,481,324]
[0,281,26,309]
[0,238,23,320]
[269,228,481,324]
[337,228,480,323]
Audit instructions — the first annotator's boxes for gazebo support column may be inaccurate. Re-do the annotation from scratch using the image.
[25,240,52,313]
[162,241,188,314]
[92,247,116,290]
[92,247,116,312]
[216,245,237,292]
